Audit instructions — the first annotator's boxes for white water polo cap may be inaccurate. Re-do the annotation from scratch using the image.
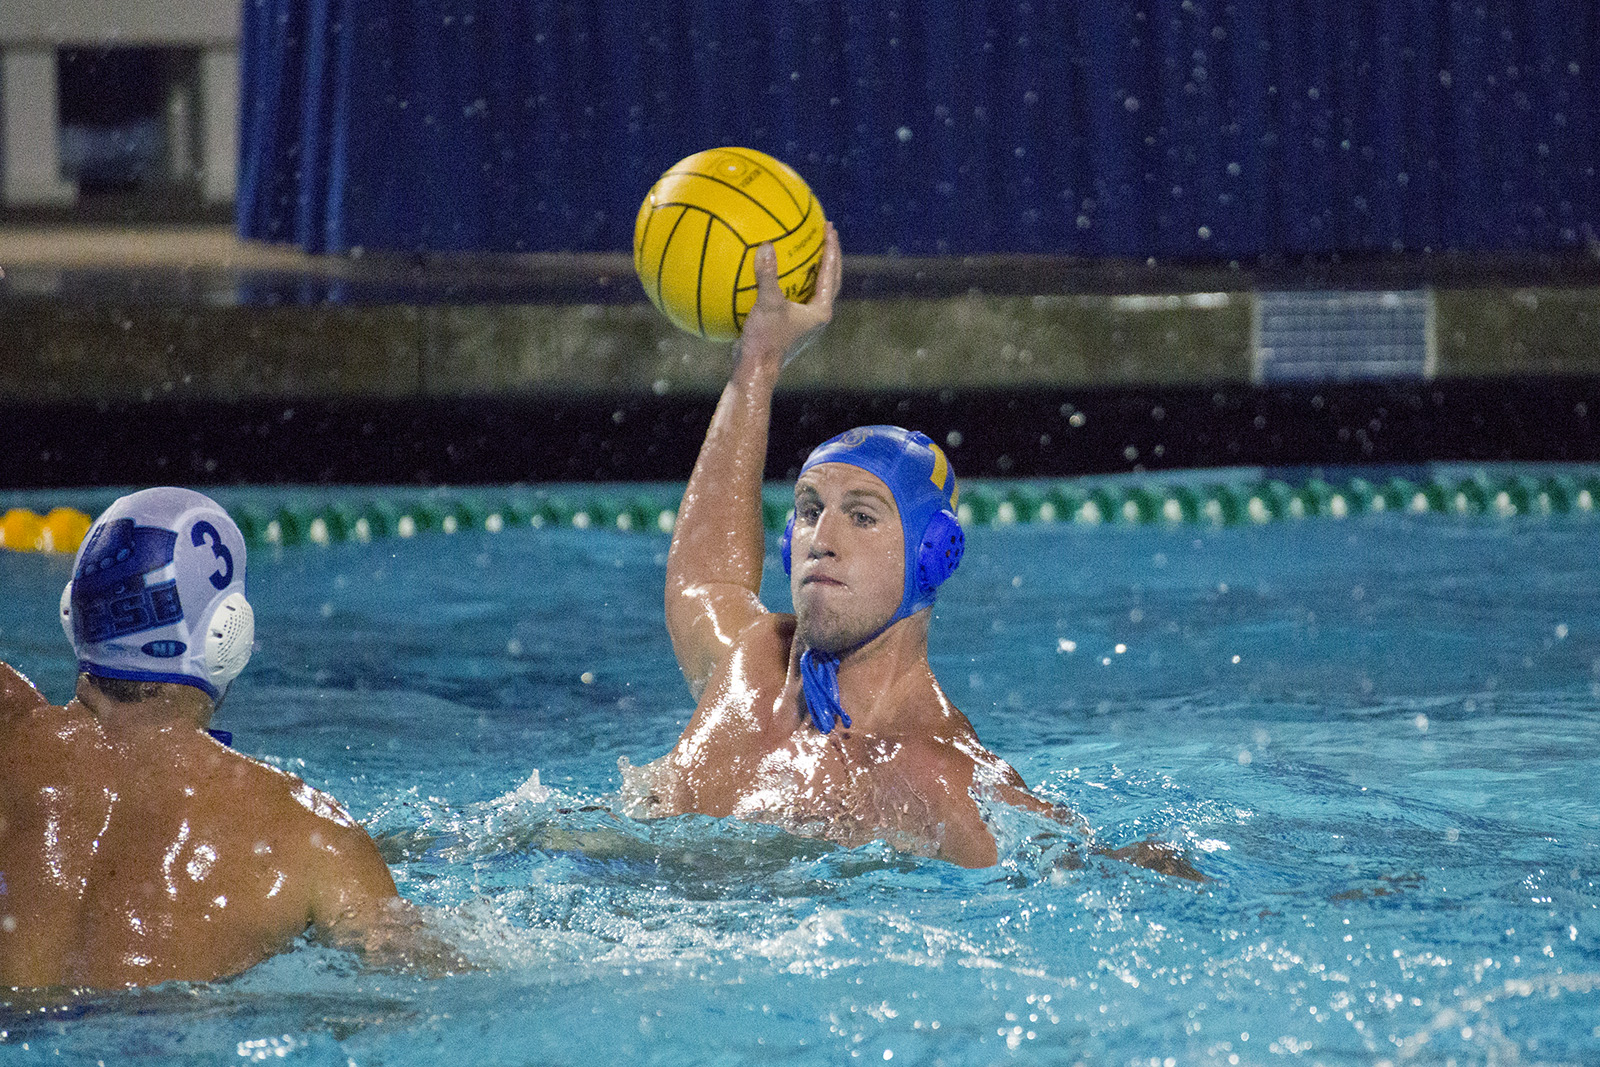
[60,487,254,700]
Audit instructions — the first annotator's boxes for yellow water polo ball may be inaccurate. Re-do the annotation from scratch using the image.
[634,147,828,341]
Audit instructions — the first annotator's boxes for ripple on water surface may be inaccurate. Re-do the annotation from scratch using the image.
[1,511,1598,1064]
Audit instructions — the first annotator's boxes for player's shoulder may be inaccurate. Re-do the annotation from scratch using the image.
[227,755,365,835]
[185,751,393,909]
[0,662,49,717]
[892,727,979,784]
[0,663,69,742]
[209,759,383,881]
[892,699,1013,785]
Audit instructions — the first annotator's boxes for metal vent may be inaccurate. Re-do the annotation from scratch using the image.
[1253,290,1434,383]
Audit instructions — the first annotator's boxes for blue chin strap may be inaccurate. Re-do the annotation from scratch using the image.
[799,649,851,734]
[782,426,964,735]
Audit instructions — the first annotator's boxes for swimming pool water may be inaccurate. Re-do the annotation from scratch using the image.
[2,482,1597,1066]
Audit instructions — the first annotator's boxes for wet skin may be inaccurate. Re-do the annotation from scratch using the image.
[639,226,1059,868]
[0,665,402,989]
[651,468,1057,867]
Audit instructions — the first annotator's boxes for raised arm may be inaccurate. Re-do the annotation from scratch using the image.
[664,224,842,699]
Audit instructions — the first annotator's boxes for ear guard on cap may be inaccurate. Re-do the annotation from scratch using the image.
[60,581,75,647]
[204,592,255,690]
[914,510,965,601]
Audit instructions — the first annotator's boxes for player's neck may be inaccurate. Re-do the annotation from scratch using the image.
[830,614,934,731]
[74,677,214,741]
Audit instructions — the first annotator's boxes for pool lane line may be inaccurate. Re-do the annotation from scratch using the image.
[0,506,93,555]
[955,471,1600,527]
[5,470,1600,554]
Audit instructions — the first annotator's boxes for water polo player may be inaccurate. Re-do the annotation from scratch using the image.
[0,487,425,988]
[626,225,1063,867]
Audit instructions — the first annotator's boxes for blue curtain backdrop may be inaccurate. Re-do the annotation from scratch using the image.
[238,0,1600,258]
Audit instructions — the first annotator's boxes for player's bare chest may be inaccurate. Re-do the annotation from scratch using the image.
[727,729,910,814]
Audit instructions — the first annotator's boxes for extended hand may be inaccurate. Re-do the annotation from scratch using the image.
[1102,839,1209,882]
[733,222,842,378]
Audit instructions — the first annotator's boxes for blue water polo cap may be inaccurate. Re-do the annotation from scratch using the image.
[781,427,965,734]
[784,425,964,622]
[60,487,255,700]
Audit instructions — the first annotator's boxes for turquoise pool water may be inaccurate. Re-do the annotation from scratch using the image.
[1,479,1597,1065]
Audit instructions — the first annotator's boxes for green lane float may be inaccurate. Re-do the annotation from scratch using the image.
[7,470,1600,553]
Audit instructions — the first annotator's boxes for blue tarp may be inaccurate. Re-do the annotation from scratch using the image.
[238,0,1600,258]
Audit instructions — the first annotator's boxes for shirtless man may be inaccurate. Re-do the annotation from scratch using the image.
[0,488,409,989]
[625,226,1066,868]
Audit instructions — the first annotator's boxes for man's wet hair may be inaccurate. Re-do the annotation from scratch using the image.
[85,673,165,704]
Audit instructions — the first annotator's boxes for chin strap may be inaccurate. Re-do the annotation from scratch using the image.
[798,649,852,734]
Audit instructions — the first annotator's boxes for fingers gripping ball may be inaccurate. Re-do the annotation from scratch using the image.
[634,147,828,341]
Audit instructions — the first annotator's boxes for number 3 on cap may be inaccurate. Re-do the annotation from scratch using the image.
[191,520,234,590]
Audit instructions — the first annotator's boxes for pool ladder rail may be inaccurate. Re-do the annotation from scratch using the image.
[5,471,1600,555]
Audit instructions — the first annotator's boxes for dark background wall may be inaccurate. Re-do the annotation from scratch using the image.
[7,1,1600,489]
[239,0,1600,259]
